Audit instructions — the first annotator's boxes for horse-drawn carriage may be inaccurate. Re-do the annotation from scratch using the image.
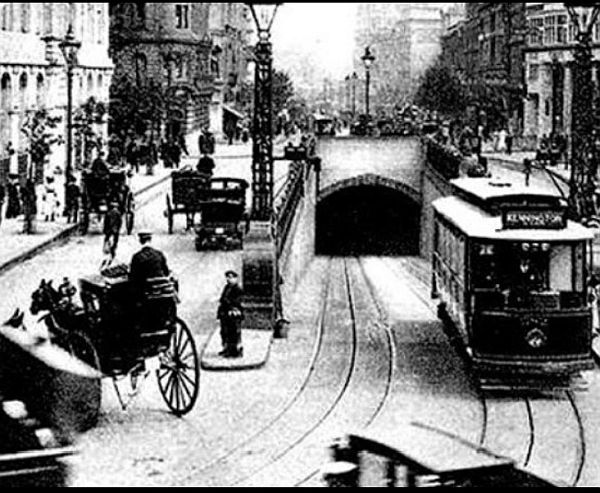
[27,265,199,427]
[80,169,135,235]
[165,169,210,234]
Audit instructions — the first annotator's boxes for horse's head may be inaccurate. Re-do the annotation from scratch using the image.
[30,280,60,315]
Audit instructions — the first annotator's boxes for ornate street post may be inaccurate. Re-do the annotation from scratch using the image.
[361,47,375,120]
[351,71,358,119]
[565,5,600,221]
[243,2,282,331]
[59,25,81,213]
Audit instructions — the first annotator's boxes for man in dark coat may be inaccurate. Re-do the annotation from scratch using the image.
[5,175,20,219]
[196,154,215,178]
[21,179,36,234]
[217,270,244,358]
[91,151,110,176]
[198,128,215,156]
[129,230,170,297]
[102,202,122,268]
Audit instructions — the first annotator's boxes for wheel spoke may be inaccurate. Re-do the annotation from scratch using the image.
[174,377,181,410]
[179,369,197,388]
[179,348,196,363]
[168,372,177,406]
[177,332,191,355]
[176,371,193,402]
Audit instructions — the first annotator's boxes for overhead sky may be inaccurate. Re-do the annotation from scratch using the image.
[270,3,358,79]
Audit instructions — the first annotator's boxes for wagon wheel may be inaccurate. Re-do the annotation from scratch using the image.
[52,332,102,432]
[125,192,135,235]
[157,319,199,416]
[166,195,174,234]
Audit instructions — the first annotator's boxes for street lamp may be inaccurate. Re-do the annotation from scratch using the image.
[361,46,375,120]
[351,71,358,119]
[59,24,81,211]
[246,2,281,220]
[565,4,600,221]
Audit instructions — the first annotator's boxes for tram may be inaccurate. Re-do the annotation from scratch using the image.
[431,178,595,382]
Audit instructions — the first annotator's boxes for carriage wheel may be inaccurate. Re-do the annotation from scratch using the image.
[166,195,174,234]
[125,193,135,235]
[53,332,102,432]
[157,319,199,416]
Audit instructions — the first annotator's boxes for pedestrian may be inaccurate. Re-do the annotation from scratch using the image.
[91,151,110,176]
[217,270,244,358]
[5,174,21,219]
[506,129,513,155]
[196,153,215,178]
[127,139,140,174]
[21,179,36,234]
[497,128,508,153]
[0,181,4,227]
[177,133,189,157]
[198,128,215,156]
[170,140,183,169]
[160,139,174,169]
[65,176,80,224]
[588,275,600,336]
[523,158,532,187]
[41,176,59,222]
[102,201,122,270]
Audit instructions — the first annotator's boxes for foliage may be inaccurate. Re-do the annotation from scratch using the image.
[241,68,296,120]
[414,58,467,117]
[21,109,62,176]
[109,74,166,151]
[73,97,106,164]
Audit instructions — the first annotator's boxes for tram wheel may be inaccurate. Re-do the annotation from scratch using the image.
[157,319,199,416]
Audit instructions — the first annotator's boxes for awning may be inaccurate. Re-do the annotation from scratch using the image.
[223,105,245,120]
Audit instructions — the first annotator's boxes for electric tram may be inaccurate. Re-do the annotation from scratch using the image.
[432,178,595,383]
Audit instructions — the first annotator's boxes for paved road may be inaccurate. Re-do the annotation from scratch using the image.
[0,138,599,486]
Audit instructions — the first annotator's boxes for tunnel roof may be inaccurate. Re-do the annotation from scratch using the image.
[433,196,594,242]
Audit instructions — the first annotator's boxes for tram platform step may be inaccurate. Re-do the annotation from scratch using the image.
[478,374,588,394]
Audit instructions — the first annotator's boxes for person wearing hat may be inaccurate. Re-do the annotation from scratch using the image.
[102,201,123,269]
[129,230,170,296]
[217,270,244,358]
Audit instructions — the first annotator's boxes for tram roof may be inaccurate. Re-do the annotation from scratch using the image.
[450,178,564,209]
[433,196,594,242]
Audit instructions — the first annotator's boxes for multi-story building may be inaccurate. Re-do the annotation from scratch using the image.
[353,3,444,112]
[207,3,251,139]
[109,3,214,139]
[440,3,527,134]
[0,3,113,181]
[522,3,600,142]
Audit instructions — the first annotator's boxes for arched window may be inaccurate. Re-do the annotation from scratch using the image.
[2,4,13,31]
[21,3,31,32]
[19,73,28,109]
[87,73,94,94]
[1,73,12,112]
[36,74,45,108]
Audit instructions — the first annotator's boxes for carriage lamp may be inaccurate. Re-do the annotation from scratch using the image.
[2,400,28,420]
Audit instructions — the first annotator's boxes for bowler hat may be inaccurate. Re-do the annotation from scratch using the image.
[225,270,238,278]
[138,229,153,239]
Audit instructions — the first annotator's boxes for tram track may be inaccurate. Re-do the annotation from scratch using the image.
[384,256,587,488]
[179,257,368,486]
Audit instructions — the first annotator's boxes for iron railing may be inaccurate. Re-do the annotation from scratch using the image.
[274,160,308,256]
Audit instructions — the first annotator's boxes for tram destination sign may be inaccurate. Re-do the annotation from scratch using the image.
[502,208,567,230]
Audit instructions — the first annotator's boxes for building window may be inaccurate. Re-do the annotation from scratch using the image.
[528,17,543,46]
[543,15,567,46]
[135,53,148,83]
[21,3,31,33]
[528,64,539,82]
[2,4,13,31]
[175,4,189,29]
[36,74,45,108]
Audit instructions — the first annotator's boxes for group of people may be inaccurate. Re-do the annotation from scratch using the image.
[0,175,49,234]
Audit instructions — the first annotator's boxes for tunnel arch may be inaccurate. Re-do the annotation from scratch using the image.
[316,176,421,256]
[318,173,421,205]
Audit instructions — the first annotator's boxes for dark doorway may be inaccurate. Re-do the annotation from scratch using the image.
[316,185,420,256]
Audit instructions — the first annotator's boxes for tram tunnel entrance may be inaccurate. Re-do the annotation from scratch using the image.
[316,185,420,256]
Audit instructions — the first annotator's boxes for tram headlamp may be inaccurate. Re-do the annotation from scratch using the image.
[542,243,550,252]
[522,243,530,252]
[35,428,59,449]
[526,329,547,349]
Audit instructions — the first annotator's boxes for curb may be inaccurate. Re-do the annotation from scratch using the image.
[199,326,272,372]
[0,172,170,277]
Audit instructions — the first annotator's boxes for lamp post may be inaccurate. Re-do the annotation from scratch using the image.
[351,71,358,119]
[565,4,600,221]
[361,46,375,120]
[245,2,281,221]
[59,24,81,211]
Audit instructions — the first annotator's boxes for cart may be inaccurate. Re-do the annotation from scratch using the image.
[165,169,211,234]
[28,268,200,427]
[80,169,135,235]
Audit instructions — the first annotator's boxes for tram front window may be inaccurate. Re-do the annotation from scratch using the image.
[472,242,584,310]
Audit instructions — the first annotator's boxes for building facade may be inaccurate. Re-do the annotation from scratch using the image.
[440,3,527,134]
[354,3,444,113]
[522,3,600,143]
[207,3,251,139]
[0,3,113,182]
[109,2,214,140]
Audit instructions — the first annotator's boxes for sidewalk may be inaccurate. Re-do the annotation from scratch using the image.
[0,167,171,276]
[483,149,571,186]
